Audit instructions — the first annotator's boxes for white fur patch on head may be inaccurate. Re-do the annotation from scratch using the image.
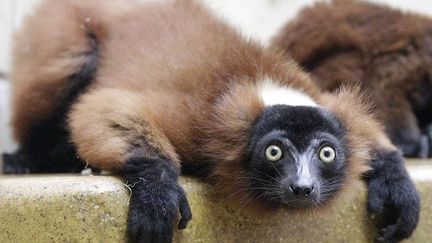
[259,79,317,107]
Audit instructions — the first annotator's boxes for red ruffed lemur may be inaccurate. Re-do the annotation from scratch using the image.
[272,0,432,158]
[2,0,419,242]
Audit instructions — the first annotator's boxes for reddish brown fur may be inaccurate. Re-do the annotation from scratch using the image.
[10,0,394,206]
[272,0,432,156]
[10,0,129,143]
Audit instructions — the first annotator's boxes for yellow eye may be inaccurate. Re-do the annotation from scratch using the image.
[265,145,283,161]
[319,146,336,163]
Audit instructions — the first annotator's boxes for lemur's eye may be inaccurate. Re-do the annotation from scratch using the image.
[265,145,283,161]
[319,146,336,163]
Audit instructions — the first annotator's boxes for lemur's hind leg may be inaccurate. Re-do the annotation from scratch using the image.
[3,133,86,174]
[69,88,191,243]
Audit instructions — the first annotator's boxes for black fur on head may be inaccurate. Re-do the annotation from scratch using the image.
[243,105,348,208]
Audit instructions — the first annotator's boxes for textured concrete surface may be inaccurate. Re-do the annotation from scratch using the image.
[0,160,431,242]
[0,176,129,242]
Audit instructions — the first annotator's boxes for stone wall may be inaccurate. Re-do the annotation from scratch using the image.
[1,160,431,242]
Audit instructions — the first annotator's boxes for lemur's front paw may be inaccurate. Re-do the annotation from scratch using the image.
[128,182,191,243]
[125,157,192,243]
[367,176,420,242]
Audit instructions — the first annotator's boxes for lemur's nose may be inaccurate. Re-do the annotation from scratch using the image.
[290,184,315,197]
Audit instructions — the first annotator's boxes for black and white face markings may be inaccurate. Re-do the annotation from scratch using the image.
[245,105,348,207]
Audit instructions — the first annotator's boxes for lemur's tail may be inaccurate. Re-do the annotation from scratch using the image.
[3,0,119,173]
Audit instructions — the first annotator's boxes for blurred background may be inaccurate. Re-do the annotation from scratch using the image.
[1,0,432,157]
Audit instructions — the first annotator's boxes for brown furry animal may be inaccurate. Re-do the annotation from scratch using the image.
[272,0,432,158]
[3,0,419,242]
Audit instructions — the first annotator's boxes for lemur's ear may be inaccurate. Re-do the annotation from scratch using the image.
[271,0,369,90]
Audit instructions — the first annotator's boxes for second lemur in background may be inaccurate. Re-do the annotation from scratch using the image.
[273,0,432,158]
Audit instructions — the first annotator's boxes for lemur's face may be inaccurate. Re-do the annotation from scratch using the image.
[245,105,348,208]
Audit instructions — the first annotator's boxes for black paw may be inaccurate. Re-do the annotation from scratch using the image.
[366,151,420,242]
[2,152,32,174]
[124,157,192,243]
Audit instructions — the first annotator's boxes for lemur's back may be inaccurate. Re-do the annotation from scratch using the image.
[90,0,285,164]
[98,0,246,93]
[9,0,292,167]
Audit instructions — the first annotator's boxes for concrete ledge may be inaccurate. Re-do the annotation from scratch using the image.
[0,160,431,242]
